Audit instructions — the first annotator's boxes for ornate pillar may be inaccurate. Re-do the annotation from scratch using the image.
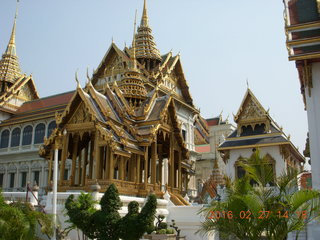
[89,136,94,179]
[119,156,124,180]
[136,155,141,183]
[59,132,69,183]
[71,135,79,185]
[144,147,149,189]
[77,149,82,185]
[104,146,109,179]
[95,133,101,179]
[158,144,163,186]
[170,133,174,189]
[178,150,182,191]
[108,149,114,180]
[81,146,88,186]
[48,150,53,184]
[151,141,157,185]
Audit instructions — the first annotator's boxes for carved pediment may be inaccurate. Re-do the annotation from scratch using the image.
[238,95,265,122]
[69,102,91,124]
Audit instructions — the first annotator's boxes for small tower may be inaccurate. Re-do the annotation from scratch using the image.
[119,10,147,106]
[134,0,162,70]
[0,7,22,92]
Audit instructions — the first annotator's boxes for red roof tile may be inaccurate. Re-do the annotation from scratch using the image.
[195,144,210,153]
[16,91,74,113]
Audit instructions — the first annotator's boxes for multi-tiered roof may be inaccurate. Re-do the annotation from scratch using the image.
[0,6,38,113]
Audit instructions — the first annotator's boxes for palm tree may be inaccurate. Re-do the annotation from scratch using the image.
[0,190,53,240]
[198,149,320,240]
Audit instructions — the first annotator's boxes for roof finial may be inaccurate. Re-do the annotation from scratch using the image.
[132,9,138,69]
[5,0,19,56]
[75,69,81,89]
[86,67,91,84]
[112,36,114,44]
[246,78,250,89]
[141,0,149,27]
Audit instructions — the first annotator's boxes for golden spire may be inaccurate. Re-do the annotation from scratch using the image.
[134,0,162,68]
[119,10,147,104]
[5,5,18,56]
[132,10,137,69]
[141,0,149,27]
[0,1,22,86]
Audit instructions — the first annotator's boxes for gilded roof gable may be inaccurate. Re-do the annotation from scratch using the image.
[234,89,267,123]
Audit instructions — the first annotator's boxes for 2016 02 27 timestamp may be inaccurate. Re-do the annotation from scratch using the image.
[207,210,308,220]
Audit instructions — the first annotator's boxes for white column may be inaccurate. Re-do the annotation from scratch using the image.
[306,63,320,239]
[307,62,320,190]
[52,148,59,240]
[163,158,168,188]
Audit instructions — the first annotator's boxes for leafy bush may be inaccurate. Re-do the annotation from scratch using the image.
[0,190,53,240]
[166,229,174,234]
[158,222,168,230]
[65,184,158,240]
[157,229,167,234]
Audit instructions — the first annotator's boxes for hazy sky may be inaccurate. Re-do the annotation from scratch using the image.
[0,0,308,160]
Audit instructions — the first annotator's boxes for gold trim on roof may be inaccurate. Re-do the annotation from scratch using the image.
[134,0,161,62]
[0,8,22,85]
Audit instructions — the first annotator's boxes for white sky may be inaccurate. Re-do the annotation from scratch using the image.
[0,0,308,165]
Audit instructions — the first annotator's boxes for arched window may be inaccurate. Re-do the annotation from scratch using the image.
[34,123,45,144]
[22,126,33,145]
[47,121,56,137]
[0,130,9,148]
[10,128,21,147]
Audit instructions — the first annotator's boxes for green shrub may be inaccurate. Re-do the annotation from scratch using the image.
[166,229,174,234]
[157,229,167,234]
[159,222,167,230]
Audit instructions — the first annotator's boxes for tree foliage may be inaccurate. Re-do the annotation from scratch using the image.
[65,184,157,240]
[0,190,53,240]
[199,149,320,240]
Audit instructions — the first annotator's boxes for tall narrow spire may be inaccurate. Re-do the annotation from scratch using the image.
[141,0,149,27]
[132,10,137,69]
[134,0,162,69]
[0,1,22,86]
[5,6,18,56]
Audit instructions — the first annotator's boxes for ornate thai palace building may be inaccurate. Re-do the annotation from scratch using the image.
[0,0,208,202]
[195,115,234,203]
[218,89,304,180]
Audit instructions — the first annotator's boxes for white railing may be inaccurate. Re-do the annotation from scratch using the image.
[2,190,38,205]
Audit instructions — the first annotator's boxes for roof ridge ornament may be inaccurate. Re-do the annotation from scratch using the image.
[141,0,149,27]
[75,70,81,89]
[0,0,22,86]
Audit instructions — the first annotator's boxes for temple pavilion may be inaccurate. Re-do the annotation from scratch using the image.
[38,0,207,203]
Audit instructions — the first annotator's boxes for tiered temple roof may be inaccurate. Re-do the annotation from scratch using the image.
[0,7,39,113]
[218,89,305,164]
[134,0,162,65]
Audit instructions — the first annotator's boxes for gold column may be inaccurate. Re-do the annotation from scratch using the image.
[81,146,88,186]
[95,133,101,179]
[59,133,69,183]
[104,146,109,179]
[144,147,149,189]
[136,155,141,183]
[170,133,174,189]
[158,144,163,186]
[119,156,124,180]
[132,155,137,182]
[151,142,157,184]
[178,150,182,191]
[71,135,79,186]
[77,149,82,185]
[89,136,94,179]
[108,149,114,180]
[48,150,53,184]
